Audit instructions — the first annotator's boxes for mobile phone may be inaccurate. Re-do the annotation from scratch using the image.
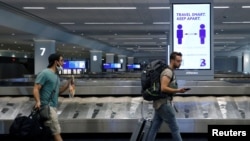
[184,88,191,91]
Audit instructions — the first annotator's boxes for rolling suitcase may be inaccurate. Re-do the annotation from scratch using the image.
[130,118,152,141]
[130,118,145,141]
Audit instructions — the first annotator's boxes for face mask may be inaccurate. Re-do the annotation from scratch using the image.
[56,66,63,71]
[56,63,63,72]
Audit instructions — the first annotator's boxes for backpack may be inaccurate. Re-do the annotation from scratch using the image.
[141,60,173,101]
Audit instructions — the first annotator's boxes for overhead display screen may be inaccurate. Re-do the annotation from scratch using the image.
[63,61,86,69]
[172,3,211,69]
[103,63,122,69]
[127,64,141,69]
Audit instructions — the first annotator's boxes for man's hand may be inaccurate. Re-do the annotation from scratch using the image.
[34,101,41,109]
[69,83,75,96]
[69,76,75,97]
[178,88,189,93]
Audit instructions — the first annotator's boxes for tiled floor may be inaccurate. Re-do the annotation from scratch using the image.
[0,133,208,141]
[61,133,208,141]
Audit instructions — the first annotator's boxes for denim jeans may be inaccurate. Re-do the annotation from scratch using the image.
[146,102,182,141]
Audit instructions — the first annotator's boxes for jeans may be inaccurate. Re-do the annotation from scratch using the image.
[146,102,182,141]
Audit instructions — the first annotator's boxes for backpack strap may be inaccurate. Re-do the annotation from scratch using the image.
[166,66,174,83]
[160,67,175,101]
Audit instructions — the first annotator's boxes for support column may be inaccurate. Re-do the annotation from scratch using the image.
[106,53,114,72]
[127,57,134,71]
[34,40,56,74]
[127,57,134,64]
[243,52,250,73]
[117,55,127,72]
[90,50,102,73]
[237,55,243,73]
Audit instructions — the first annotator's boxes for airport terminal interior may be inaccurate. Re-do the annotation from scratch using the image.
[1,0,250,141]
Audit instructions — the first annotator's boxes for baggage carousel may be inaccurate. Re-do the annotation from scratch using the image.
[0,75,250,134]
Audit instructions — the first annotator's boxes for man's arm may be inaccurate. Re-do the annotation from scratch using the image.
[59,81,69,95]
[59,79,75,95]
[160,76,179,94]
[33,83,42,109]
[160,76,186,94]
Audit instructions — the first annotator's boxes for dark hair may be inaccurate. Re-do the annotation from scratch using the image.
[170,52,182,60]
[47,53,62,68]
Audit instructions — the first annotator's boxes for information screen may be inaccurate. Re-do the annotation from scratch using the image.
[103,63,122,69]
[172,3,211,69]
[127,64,141,69]
[63,61,85,69]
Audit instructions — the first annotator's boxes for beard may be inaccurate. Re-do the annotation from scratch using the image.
[174,64,181,69]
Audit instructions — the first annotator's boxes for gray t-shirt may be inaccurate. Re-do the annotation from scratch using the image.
[153,68,178,109]
[35,69,60,107]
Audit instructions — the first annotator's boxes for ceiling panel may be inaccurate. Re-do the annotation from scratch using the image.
[0,0,250,58]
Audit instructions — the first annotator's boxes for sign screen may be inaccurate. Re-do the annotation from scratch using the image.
[63,61,86,69]
[127,64,141,69]
[103,63,122,69]
[172,3,211,69]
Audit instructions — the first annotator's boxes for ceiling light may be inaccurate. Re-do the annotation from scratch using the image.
[214,36,245,39]
[153,22,170,24]
[214,46,225,48]
[84,22,143,25]
[239,21,250,23]
[138,47,165,50]
[213,6,229,9]
[242,6,250,8]
[98,38,108,40]
[144,50,166,52]
[59,22,75,25]
[56,7,136,10]
[148,7,170,9]
[115,38,153,40]
[123,42,155,45]
[226,46,238,48]
[159,38,167,40]
[214,41,236,44]
[223,21,250,24]
[23,7,45,9]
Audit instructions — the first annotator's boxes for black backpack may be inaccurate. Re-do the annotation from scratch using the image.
[141,60,173,101]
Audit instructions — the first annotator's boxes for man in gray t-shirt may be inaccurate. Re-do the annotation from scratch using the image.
[153,67,178,109]
[146,52,188,141]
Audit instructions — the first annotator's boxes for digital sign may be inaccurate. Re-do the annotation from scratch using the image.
[127,64,141,69]
[172,3,211,70]
[103,63,122,69]
[63,61,86,69]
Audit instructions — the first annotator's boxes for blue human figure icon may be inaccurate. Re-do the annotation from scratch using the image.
[177,24,183,44]
[199,24,206,44]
